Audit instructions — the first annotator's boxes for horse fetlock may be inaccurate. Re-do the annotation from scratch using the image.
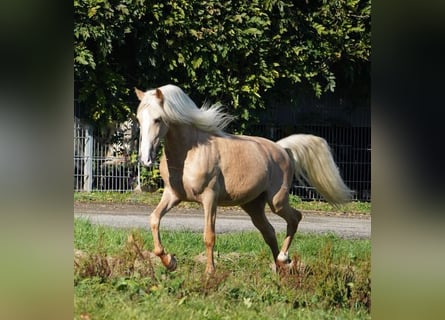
[205,265,215,274]
[162,254,177,271]
[153,247,165,257]
[277,251,291,263]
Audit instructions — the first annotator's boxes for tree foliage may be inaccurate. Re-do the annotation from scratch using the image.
[74,0,370,130]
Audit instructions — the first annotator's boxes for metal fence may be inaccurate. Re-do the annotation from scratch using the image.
[74,118,139,192]
[248,124,371,202]
[74,119,370,201]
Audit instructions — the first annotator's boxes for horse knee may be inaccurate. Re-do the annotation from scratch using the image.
[150,214,160,229]
[204,234,215,248]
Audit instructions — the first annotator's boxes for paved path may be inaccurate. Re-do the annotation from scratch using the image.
[74,203,370,239]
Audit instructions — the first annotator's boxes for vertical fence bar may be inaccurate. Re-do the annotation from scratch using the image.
[83,125,93,191]
[74,120,81,191]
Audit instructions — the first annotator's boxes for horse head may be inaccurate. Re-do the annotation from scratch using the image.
[135,87,168,167]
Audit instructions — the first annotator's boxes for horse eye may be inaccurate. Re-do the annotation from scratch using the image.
[154,118,161,124]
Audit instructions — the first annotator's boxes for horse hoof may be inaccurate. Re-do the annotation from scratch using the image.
[275,257,297,275]
[166,254,177,271]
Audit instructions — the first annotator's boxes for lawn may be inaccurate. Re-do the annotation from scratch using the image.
[74,191,371,215]
[74,218,370,319]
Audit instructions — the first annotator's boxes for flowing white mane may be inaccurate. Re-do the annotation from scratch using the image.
[156,84,234,134]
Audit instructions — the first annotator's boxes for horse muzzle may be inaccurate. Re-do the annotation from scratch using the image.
[139,149,157,167]
[140,158,153,167]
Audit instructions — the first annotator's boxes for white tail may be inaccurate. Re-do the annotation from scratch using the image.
[277,134,353,205]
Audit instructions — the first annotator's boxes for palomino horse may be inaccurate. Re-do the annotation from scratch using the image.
[135,84,352,274]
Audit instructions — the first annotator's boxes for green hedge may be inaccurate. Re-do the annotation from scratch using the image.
[74,0,370,130]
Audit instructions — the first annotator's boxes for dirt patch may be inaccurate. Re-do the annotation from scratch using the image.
[74,201,371,239]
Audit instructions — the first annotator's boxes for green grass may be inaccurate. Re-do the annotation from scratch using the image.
[74,218,370,319]
[74,191,163,206]
[74,191,371,215]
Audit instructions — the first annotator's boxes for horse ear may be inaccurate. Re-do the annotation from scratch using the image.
[155,88,164,104]
[134,88,145,101]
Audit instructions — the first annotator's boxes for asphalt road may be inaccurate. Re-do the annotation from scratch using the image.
[74,203,370,239]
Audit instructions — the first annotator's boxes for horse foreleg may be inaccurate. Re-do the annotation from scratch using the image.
[150,188,180,271]
[202,192,217,274]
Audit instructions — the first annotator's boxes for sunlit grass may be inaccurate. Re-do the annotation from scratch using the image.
[74,192,371,215]
[74,218,370,319]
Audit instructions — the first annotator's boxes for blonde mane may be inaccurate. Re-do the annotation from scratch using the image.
[149,84,235,134]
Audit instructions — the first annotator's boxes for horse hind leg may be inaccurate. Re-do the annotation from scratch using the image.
[241,196,280,263]
[268,188,302,270]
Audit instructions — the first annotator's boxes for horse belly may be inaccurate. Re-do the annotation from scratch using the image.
[217,187,267,206]
[217,151,270,206]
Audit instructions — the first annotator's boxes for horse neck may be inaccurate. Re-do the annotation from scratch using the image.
[164,123,210,160]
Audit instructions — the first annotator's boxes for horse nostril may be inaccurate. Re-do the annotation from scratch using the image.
[138,156,152,167]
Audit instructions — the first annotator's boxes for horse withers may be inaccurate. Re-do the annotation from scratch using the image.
[135,84,352,274]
